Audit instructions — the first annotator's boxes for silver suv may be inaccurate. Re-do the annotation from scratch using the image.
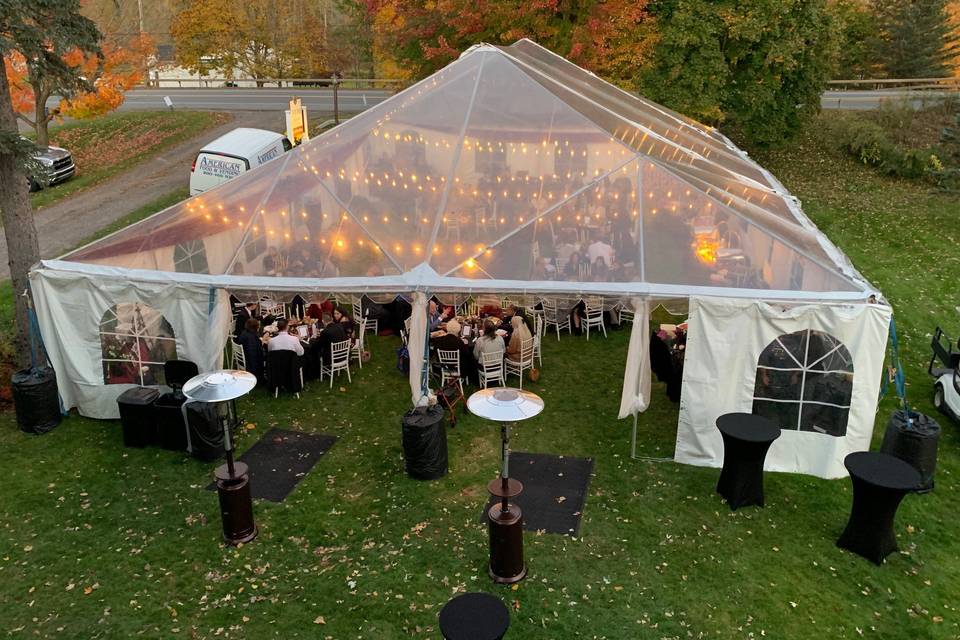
[30,144,76,192]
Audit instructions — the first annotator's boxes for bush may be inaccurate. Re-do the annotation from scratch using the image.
[823,112,938,180]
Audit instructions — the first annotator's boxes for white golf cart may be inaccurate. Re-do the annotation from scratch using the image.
[929,326,960,423]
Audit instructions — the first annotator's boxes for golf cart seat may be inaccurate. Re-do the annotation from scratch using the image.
[929,327,960,376]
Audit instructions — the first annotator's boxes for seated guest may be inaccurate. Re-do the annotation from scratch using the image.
[332,307,355,337]
[316,313,347,365]
[428,299,450,332]
[267,318,304,356]
[473,319,505,364]
[236,317,264,382]
[505,315,533,360]
[432,319,478,385]
[431,319,465,351]
[587,233,615,267]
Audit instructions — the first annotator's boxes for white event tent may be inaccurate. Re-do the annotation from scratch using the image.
[30,39,890,478]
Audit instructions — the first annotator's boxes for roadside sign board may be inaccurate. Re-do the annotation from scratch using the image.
[286,97,309,144]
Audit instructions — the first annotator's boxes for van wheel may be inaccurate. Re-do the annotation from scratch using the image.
[933,383,945,414]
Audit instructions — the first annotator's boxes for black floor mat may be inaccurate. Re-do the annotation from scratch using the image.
[206,429,336,502]
[482,452,593,535]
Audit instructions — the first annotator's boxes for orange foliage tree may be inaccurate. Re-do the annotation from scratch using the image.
[4,35,152,147]
[365,0,655,90]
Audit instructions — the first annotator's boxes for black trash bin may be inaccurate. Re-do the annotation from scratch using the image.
[401,405,448,480]
[12,367,61,434]
[185,401,225,462]
[117,387,160,447]
[155,394,189,451]
[880,409,940,492]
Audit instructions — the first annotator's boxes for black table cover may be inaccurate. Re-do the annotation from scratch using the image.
[439,592,510,640]
[837,451,921,565]
[716,413,781,510]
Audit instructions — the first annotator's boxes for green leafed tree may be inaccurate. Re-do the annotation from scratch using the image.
[639,0,839,146]
[831,0,880,78]
[0,0,101,367]
[872,0,960,78]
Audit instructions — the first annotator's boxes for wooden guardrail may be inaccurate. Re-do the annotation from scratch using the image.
[827,77,960,91]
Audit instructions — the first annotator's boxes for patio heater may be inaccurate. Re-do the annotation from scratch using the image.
[182,370,258,545]
[466,388,544,584]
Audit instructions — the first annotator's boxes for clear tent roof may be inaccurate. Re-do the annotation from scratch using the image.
[63,39,873,298]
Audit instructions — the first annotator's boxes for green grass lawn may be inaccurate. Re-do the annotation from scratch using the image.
[30,111,229,210]
[1,112,959,639]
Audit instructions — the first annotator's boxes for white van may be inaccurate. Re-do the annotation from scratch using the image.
[190,127,292,196]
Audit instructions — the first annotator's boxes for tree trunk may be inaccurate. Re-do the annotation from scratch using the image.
[34,89,49,148]
[0,67,42,369]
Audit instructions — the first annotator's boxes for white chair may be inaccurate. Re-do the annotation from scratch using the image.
[532,314,543,367]
[231,339,246,370]
[353,298,379,335]
[322,339,352,388]
[436,348,463,394]
[261,300,286,319]
[352,318,367,368]
[542,299,571,341]
[478,349,505,389]
[504,337,535,389]
[403,316,412,336]
[618,304,635,325]
[584,301,607,341]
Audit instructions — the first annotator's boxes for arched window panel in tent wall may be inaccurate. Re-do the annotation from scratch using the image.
[64,157,289,273]
[292,52,486,274]
[638,162,859,292]
[99,302,177,386]
[429,52,641,275]
[752,329,854,437]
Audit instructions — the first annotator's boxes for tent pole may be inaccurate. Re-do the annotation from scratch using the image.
[630,410,638,459]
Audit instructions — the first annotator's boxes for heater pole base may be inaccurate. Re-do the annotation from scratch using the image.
[487,489,526,584]
[214,461,257,546]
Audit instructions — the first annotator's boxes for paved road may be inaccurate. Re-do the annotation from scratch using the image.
[48,88,396,115]
[1,111,276,279]
[45,87,958,115]
[820,89,958,110]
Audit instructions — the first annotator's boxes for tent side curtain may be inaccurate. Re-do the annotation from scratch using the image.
[30,265,231,419]
[674,296,891,479]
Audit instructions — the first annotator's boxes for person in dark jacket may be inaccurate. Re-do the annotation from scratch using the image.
[315,313,347,366]
[430,319,477,385]
[234,301,257,337]
[235,317,264,383]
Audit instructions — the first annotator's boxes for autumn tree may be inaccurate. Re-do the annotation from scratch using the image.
[639,0,839,146]
[171,0,314,84]
[5,35,151,146]
[871,0,959,78]
[830,0,880,78]
[365,0,655,90]
[0,1,101,367]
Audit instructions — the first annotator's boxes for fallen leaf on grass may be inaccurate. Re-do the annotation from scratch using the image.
[314,616,326,625]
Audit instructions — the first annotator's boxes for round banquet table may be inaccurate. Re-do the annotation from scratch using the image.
[836,451,921,565]
[715,413,781,510]
[438,592,510,640]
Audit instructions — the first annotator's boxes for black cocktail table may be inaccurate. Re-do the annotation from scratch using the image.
[439,592,510,640]
[837,451,920,565]
[716,413,781,510]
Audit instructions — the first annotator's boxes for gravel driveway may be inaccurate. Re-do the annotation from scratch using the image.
[0,110,281,279]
